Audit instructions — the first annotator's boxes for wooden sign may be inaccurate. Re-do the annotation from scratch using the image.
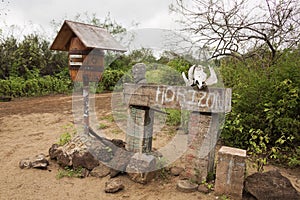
[123,83,232,113]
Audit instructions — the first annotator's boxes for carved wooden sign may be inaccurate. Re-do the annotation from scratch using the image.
[123,83,231,113]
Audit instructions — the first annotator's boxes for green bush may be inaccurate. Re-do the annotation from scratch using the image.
[98,69,125,91]
[0,76,71,97]
[220,50,300,168]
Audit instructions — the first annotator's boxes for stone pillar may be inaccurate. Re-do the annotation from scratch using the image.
[215,146,247,200]
[126,106,154,153]
[182,112,214,182]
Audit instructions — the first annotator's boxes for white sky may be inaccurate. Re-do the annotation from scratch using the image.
[0,0,179,40]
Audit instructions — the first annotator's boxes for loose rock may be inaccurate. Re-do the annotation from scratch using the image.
[56,151,71,168]
[108,148,132,172]
[31,154,49,169]
[198,184,210,194]
[176,179,198,193]
[19,154,49,169]
[90,163,111,178]
[80,168,90,178]
[72,151,99,171]
[243,170,300,200]
[19,158,32,169]
[49,144,61,160]
[111,139,126,149]
[126,153,156,184]
[170,166,184,176]
[105,178,124,193]
[109,169,120,178]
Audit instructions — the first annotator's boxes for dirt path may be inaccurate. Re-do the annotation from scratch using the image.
[0,94,215,200]
[0,94,299,200]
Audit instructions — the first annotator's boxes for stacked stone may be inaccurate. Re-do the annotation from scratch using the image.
[182,112,213,183]
[126,106,153,153]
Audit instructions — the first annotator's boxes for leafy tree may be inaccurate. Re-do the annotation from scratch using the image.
[0,34,68,79]
[0,36,18,79]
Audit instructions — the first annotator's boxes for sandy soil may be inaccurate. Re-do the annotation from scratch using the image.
[0,93,299,200]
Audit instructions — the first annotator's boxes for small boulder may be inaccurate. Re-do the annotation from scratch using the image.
[109,148,132,172]
[109,169,121,178]
[19,154,49,169]
[90,163,111,178]
[31,154,49,169]
[170,166,184,176]
[49,144,61,160]
[111,139,126,149]
[19,158,32,169]
[56,151,71,168]
[176,180,198,193]
[244,170,300,200]
[126,153,156,184]
[80,168,90,178]
[105,178,124,193]
[198,184,210,194]
[72,151,99,171]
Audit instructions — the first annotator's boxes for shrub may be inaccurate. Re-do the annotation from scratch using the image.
[220,50,300,168]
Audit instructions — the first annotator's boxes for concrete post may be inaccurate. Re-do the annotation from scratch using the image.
[126,106,154,153]
[215,146,247,200]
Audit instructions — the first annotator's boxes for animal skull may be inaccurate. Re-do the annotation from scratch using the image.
[182,65,218,89]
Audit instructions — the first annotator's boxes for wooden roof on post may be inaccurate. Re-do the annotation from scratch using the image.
[50,20,127,52]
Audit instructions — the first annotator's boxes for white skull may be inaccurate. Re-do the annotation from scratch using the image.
[182,65,218,89]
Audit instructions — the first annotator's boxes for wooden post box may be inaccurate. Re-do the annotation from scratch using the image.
[50,20,126,135]
[68,37,104,82]
[50,20,126,82]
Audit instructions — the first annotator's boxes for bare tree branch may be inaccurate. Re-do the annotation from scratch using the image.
[170,0,300,63]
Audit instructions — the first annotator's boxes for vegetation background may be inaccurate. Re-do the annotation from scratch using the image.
[0,2,299,170]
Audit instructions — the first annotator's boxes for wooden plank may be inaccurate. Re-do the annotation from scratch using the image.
[69,54,83,59]
[123,84,232,113]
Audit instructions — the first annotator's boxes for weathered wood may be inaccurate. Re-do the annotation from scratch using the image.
[50,20,126,52]
[83,75,89,136]
[123,83,231,113]
[68,37,104,82]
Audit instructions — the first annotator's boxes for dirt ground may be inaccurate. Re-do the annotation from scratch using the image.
[0,93,299,200]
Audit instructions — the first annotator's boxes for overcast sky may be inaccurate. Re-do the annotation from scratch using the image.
[0,0,179,39]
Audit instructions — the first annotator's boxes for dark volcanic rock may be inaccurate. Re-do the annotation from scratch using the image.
[243,170,300,200]
[80,168,90,178]
[109,148,132,172]
[56,151,71,168]
[72,151,99,171]
[111,139,126,149]
[90,163,111,178]
[49,144,61,160]
[31,154,49,169]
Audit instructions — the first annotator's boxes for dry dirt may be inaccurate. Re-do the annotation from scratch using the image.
[0,93,299,200]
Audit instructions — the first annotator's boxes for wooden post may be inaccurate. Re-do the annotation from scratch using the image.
[83,75,89,135]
